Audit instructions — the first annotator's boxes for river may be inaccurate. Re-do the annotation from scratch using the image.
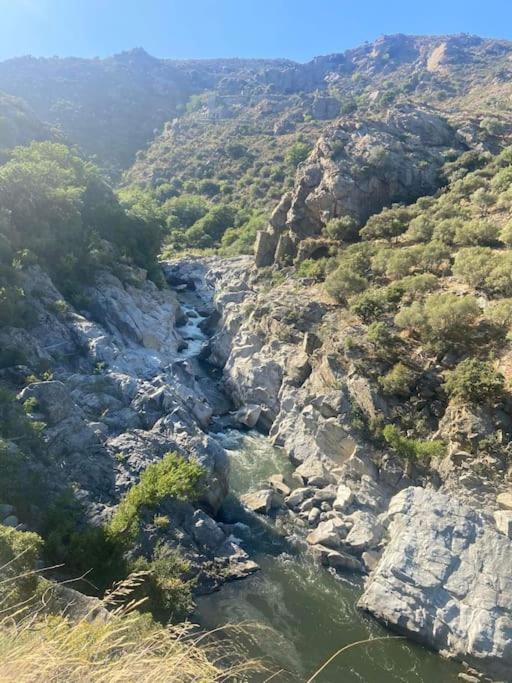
[176,281,462,683]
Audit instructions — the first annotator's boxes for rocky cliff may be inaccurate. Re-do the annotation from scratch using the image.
[1,261,257,593]
[183,255,512,680]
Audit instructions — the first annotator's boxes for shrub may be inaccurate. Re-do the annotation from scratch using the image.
[361,205,411,241]
[0,525,43,609]
[485,253,512,295]
[405,214,434,243]
[383,424,445,460]
[452,247,495,288]
[487,299,512,328]
[444,358,505,404]
[395,292,481,351]
[351,288,390,322]
[285,141,311,168]
[324,265,367,302]
[383,248,419,280]
[324,215,359,242]
[109,453,204,540]
[379,363,416,396]
[418,241,451,274]
[499,220,512,246]
[296,258,328,280]
[130,543,193,622]
[453,219,499,246]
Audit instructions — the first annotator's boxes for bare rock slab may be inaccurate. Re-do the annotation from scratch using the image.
[359,487,512,681]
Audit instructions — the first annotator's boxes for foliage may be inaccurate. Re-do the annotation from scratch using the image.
[324,265,367,302]
[382,424,445,461]
[395,293,481,351]
[0,525,43,609]
[130,543,194,622]
[324,215,359,242]
[360,205,411,241]
[285,141,311,168]
[444,358,505,404]
[379,363,416,396]
[109,453,204,541]
[0,142,163,291]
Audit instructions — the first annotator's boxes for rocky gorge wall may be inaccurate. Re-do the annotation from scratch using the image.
[190,255,512,681]
[1,261,258,593]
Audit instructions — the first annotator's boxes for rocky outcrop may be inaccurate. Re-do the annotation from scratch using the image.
[255,104,467,266]
[359,487,512,680]
[2,260,262,592]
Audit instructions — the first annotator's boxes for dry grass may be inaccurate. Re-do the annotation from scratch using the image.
[0,613,262,682]
[0,568,263,683]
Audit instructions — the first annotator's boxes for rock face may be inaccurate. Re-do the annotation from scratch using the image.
[359,487,512,680]
[2,259,263,593]
[255,104,466,266]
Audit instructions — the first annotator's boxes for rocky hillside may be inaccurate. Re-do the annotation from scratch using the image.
[2,32,512,681]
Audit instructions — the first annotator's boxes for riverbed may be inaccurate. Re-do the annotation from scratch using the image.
[176,280,462,683]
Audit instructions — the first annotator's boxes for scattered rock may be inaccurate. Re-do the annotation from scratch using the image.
[333,484,354,512]
[497,491,512,511]
[344,511,383,554]
[241,489,279,514]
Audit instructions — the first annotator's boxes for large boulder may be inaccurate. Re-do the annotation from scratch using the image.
[359,487,512,681]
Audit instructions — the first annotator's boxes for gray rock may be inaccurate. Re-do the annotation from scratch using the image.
[326,549,363,572]
[359,487,512,681]
[306,518,347,549]
[308,507,321,526]
[333,484,354,512]
[494,510,512,538]
[285,487,313,510]
[241,489,279,514]
[190,510,225,550]
[362,549,382,573]
[233,404,261,428]
[18,381,77,426]
[267,474,291,497]
[2,515,19,528]
[344,511,383,554]
[497,491,512,511]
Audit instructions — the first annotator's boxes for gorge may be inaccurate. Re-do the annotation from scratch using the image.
[2,32,512,683]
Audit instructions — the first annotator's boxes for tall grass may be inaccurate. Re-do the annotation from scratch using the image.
[0,568,263,682]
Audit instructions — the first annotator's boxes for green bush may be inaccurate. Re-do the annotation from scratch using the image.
[453,247,495,288]
[324,265,367,302]
[379,363,416,396]
[130,543,193,623]
[453,219,499,247]
[285,141,311,168]
[395,292,481,351]
[487,298,512,328]
[0,525,43,609]
[383,424,445,461]
[360,205,411,241]
[109,453,204,541]
[324,215,359,242]
[444,358,505,405]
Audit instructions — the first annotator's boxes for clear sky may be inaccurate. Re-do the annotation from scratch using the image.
[1,0,512,63]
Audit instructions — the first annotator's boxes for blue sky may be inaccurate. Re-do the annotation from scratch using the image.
[1,0,512,62]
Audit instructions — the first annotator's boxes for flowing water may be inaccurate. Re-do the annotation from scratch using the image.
[176,284,462,682]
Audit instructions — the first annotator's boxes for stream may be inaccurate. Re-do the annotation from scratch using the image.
[175,282,462,683]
